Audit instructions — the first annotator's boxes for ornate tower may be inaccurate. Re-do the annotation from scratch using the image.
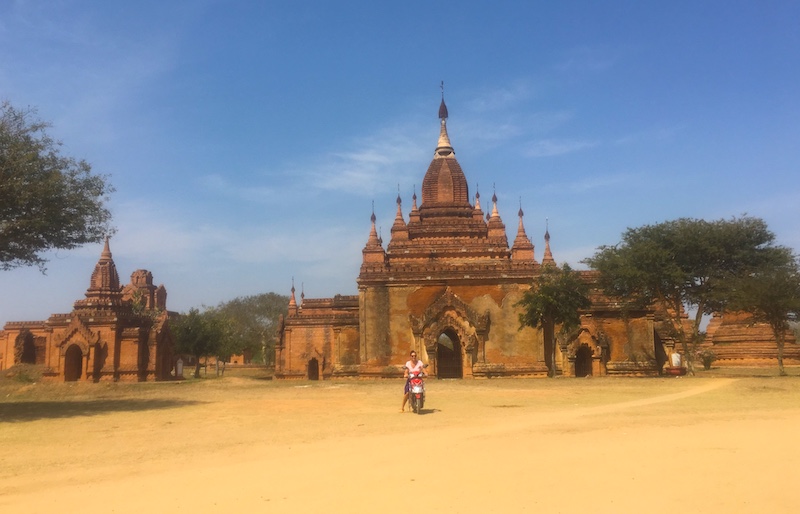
[73,236,125,311]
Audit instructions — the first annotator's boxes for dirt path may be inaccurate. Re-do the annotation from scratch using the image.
[1,377,799,513]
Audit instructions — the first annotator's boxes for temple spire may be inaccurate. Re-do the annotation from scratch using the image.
[472,187,485,221]
[409,186,420,224]
[390,191,409,241]
[435,82,454,159]
[511,200,535,262]
[101,235,112,259]
[542,218,555,266]
[87,236,120,294]
[361,202,387,269]
[366,202,381,247]
[487,188,506,239]
[74,235,123,310]
[289,278,297,308]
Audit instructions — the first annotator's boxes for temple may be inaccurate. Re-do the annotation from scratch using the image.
[0,238,175,381]
[276,98,685,379]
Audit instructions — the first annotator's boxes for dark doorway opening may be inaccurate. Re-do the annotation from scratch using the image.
[64,345,83,382]
[308,358,320,380]
[575,344,593,377]
[19,332,36,364]
[436,330,462,379]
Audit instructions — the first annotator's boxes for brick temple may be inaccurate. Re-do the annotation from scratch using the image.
[277,98,686,379]
[0,238,175,381]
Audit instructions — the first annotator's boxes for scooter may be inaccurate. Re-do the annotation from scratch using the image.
[408,370,425,414]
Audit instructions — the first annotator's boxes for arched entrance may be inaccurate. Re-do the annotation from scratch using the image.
[64,345,83,382]
[575,344,593,377]
[436,330,462,379]
[308,358,320,380]
[18,332,36,364]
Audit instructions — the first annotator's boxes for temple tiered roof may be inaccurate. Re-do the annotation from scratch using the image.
[360,98,540,283]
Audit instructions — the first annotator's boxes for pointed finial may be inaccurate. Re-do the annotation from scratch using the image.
[101,235,112,259]
[518,197,524,218]
[438,81,449,120]
[542,217,555,265]
[289,277,297,308]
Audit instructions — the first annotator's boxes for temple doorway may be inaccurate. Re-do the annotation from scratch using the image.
[575,344,593,377]
[18,331,36,364]
[64,345,83,382]
[308,358,320,380]
[436,330,462,379]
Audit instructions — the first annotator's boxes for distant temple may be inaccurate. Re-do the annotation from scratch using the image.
[0,238,175,381]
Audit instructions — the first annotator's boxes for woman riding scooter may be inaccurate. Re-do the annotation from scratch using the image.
[401,350,425,413]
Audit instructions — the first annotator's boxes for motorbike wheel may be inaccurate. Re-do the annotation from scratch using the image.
[416,395,423,414]
[410,395,418,413]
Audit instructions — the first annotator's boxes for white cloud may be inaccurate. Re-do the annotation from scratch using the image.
[294,124,429,197]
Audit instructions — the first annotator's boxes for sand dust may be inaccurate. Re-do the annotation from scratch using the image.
[1,375,799,513]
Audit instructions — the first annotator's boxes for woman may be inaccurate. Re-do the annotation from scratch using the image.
[401,350,425,412]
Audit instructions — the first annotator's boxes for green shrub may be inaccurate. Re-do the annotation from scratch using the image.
[698,349,717,370]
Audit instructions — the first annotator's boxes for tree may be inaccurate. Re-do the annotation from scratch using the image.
[517,264,591,377]
[1,101,113,271]
[172,308,224,378]
[584,216,783,374]
[213,293,288,365]
[173,294,289,377]
[727,248,800,375]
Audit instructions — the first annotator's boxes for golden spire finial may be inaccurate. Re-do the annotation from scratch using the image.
[435,82,453,158]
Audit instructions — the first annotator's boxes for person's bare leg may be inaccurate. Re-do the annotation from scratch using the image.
[401,392,408,412]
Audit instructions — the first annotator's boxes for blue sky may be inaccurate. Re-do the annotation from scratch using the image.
[2,1,799,322]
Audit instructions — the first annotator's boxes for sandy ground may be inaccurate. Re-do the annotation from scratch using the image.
[1,374,800,513]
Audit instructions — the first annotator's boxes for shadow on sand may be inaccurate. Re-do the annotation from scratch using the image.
[0,398,206,423]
